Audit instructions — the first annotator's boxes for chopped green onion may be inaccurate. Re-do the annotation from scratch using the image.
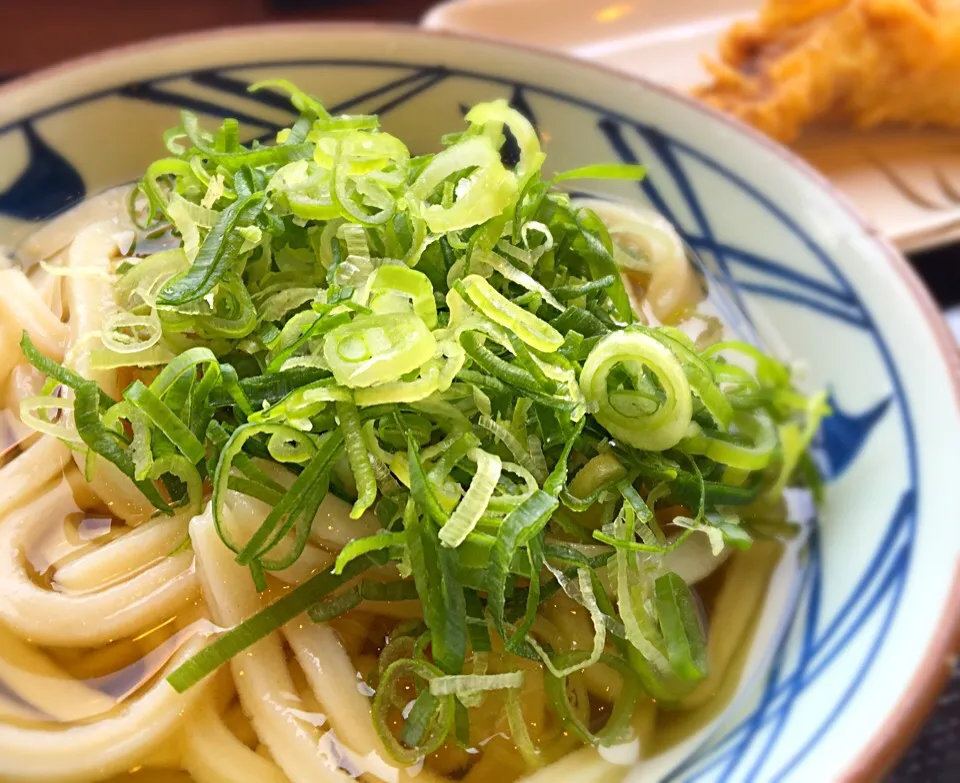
[681,412,778,471]
[552,163,647,183]
[74,381,171,512]
[438,448,502,548]
[373,658,454,763]
[158,192,266,305]
[368,265,438,329]
[20,333,112,408]
[167,555,378,692]
[506,687,542,769]
[17,82,827,764]
[333,530,404,575]
[123,380,206,464]
[429,671,523,697]
[466,99,544,185]
[544,651,643,746]
[579,329,692,450]
[19,395,80,443]
[528,568,606,677]
[337,398,378,517]
[412,135,517,233]
[404,497,467,675]
[654,571,708,680]
[307,579,419,623]
[485,491,557,642]
[324,313,436,388]
[459,275,563,352]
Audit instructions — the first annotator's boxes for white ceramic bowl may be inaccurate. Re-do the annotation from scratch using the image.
[0,24,957,783]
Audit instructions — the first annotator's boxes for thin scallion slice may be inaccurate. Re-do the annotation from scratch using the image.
[167,555,378,692]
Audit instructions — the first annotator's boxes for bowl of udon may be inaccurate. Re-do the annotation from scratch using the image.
[0,23,957,783]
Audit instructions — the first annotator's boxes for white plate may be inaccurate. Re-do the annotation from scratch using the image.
[424,0,960,252]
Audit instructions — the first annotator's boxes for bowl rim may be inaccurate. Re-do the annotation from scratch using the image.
[0,20,957,781]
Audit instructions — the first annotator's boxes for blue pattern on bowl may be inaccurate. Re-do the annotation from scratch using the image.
[0,122,86,220]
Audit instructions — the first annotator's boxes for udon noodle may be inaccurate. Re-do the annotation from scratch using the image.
[0,90,821,783]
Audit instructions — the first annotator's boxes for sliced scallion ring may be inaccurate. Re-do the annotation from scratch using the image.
[323,312,436,388]
[579,329,692,450]
[373,658,455,764]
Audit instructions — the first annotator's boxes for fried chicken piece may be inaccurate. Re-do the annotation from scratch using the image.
[694,0,960,142]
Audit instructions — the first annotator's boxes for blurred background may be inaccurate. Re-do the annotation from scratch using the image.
[1,0,957,780]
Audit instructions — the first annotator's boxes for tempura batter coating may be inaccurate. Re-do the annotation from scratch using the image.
[695,0,960,142]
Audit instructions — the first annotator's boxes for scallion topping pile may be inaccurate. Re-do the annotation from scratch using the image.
[21,80,827,763]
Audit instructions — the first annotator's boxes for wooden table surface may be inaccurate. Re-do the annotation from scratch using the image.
[0,0,434,77]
